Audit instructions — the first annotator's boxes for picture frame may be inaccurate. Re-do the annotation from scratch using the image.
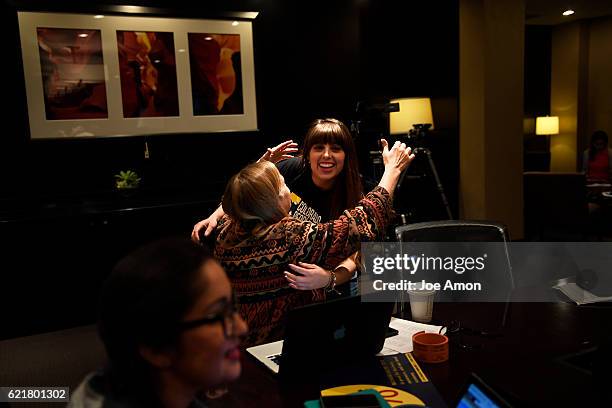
[17,11,258,139]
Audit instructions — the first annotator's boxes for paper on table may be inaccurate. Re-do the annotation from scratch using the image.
[378,317,446,356]
[555,282,612,305]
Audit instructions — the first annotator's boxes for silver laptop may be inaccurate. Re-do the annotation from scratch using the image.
[247,340,284,374]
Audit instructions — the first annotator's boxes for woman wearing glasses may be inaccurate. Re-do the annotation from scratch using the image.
[215,139,413,346]
[69,237,247,408]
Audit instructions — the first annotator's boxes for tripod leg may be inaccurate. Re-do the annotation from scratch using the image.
[415,148,454,220]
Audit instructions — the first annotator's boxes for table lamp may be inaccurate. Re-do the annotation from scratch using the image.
[389,97,434,135]
[535,116,559,136]
[535,116,558,172]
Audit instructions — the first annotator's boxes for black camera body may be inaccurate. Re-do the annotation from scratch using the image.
[407,123,432,147]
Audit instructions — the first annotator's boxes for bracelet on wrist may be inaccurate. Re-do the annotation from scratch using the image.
[325,269,340,295]
[324,270,333,290]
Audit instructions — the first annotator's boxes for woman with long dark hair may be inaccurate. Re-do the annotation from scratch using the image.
[70,238,247,407]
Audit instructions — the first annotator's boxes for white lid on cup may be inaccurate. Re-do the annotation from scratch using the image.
[407,281,437,296]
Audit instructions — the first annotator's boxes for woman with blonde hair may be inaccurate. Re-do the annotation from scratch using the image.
[214,139,413,345]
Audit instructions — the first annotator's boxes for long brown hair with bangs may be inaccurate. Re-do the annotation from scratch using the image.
[302,118,363,219]
[222,161,287,234]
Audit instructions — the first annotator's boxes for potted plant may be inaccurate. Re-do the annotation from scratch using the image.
[114,170,141,196]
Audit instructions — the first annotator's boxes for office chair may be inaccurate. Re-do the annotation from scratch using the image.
[394,220,514,337]
[396,220,511,243]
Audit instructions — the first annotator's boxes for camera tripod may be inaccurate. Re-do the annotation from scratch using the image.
[398,146,454,221]
[365,144,453,222]
[350,104,453,222]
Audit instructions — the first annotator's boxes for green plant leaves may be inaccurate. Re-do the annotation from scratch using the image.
[114,169,141,189]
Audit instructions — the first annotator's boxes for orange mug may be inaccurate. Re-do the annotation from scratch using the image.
[412,331,449,363]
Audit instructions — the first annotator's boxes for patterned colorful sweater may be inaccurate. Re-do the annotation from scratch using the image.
[214,186,394,346]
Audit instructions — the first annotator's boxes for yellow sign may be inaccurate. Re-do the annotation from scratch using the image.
[321,384,426,407]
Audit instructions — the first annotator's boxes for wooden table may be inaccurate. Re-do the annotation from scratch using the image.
[208,300,612,407]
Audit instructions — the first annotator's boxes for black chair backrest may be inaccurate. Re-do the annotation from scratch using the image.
[396,220,510,243]
[395,220,513,290]
[394,220,513,331]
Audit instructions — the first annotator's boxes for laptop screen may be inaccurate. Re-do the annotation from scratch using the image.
[279,296,394,378]
[456,374,513,408]
[458,383,501,408]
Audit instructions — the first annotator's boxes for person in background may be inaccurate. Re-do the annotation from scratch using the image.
[69,237,247,408]
[583,130,612,183]
[214,139,413,345]
[193,118,376,295]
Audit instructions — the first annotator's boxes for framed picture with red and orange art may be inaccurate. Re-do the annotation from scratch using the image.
[17,10,257,139]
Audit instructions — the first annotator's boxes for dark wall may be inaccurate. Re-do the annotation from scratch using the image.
[524,25,552,171]
[359,0,459,100]
[524,25,552,117]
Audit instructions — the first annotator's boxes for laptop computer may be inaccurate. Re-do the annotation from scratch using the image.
[455,373,515,408]
[247,295,394,379]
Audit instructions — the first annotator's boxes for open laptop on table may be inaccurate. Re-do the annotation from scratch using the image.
[247,295,394,379]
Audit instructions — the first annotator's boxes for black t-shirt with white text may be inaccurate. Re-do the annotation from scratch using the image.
[276,157,377,223]
[276,157,331,223]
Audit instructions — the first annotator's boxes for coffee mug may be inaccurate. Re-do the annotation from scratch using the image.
[412,331,449,363]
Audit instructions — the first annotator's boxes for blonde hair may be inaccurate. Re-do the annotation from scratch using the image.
[222,161,287,232]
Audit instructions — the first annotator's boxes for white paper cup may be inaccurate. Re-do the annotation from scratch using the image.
[407,285,436,323]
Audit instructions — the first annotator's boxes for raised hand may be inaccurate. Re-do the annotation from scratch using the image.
[380,138,415,173]
[377,139,416,195]
[258,140,299,163]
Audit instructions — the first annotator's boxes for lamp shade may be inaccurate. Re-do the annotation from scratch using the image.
[535,116,559,135]
[389,97,434,135]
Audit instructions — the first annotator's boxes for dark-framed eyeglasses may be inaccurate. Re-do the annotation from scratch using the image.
[178,294,240,338]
